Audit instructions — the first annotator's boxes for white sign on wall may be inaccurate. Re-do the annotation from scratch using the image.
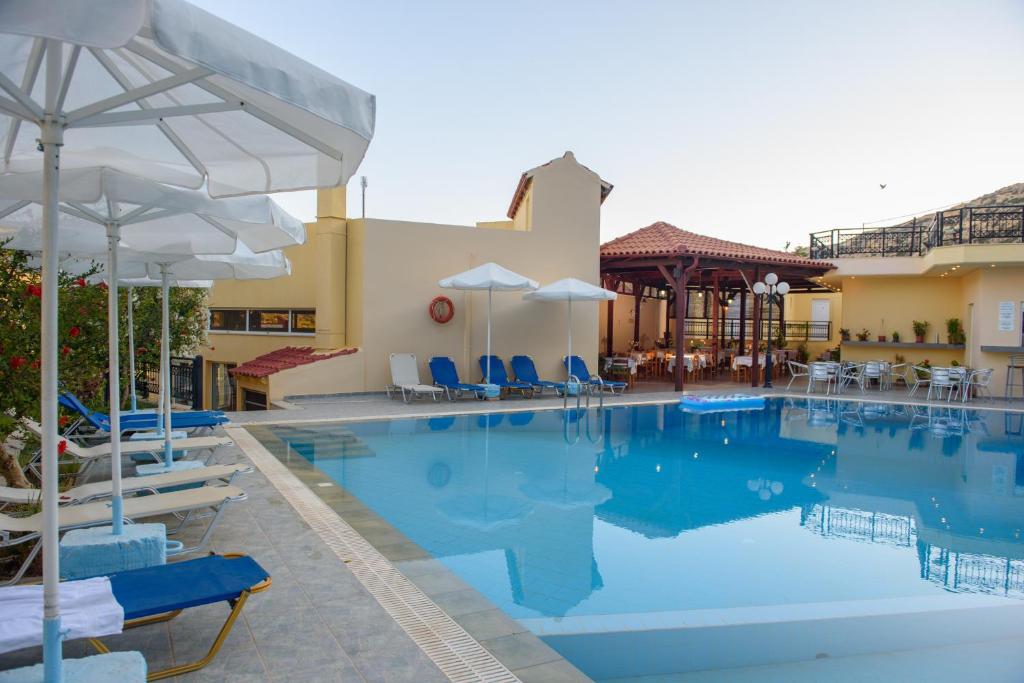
[998,301,1015,332]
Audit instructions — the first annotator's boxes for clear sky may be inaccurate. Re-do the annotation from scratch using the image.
[194,0,1024,251]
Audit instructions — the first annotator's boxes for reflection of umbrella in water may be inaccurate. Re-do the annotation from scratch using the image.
[436,413,534,530]
[521,414,611,509]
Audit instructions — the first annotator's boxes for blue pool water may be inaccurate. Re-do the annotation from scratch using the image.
[257,400,1024,677]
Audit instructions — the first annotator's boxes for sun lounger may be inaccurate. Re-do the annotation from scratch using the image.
[510,355,566,396]
[0,463,250,506]
[89,553,271,680]
[59,392,228,438]
[1,485,246,586]
[386,353,446,402]
[428,356,487,400]
[19,419,233,479]
[565,355,627,394]
[478,356,534,397]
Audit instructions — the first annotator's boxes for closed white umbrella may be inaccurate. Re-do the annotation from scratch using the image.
[0,4,373,669]
[524,278,617,385]
[439,263,538,385]
[0,168,303,536]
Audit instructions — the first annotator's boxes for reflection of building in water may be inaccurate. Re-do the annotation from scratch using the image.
[595,404,829,539]
[267,414,607,617]
[800,402,1024,599]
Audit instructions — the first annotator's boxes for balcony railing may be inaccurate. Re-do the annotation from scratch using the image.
[680,319,831,341]
[809,204,1024,259]
[136,355,204,409]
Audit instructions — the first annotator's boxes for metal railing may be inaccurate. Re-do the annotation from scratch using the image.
[678,318,831,341]
[136,355,204,409]
[809,204,1024,259]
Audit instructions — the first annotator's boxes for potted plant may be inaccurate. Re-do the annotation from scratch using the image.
[912,320,928,343]
[855,328,870,342]
[796,342,809,364]
[877,333,887,343]
[915,359,931,379]
[946,318,965,345]
[891,331,901,343]
[839,328,851,341]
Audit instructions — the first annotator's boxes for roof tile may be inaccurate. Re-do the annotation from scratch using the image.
[601,222,830,268]
[230,346,357,378]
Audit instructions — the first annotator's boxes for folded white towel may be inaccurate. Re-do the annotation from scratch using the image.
[0,577,124,654]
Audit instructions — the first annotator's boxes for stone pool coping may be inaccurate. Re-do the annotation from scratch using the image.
[230,425,592,683]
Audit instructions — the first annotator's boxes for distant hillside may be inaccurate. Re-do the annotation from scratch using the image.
[949,182,1024,209]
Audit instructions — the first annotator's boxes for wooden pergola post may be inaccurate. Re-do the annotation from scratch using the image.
[750,268,761,388]
[605,288,615,357]
[632,281,643,349]
[674,256,699,391]
[739,288,747,353]
[710,273,720,377]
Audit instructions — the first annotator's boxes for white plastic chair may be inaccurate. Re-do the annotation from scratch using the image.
[963,368,993,402]
[864,361,883,389]
[807,362,835,394]
[786,361,809,390]
[927,367,958,402]
[909,366,931,396]
[839,363,866,394]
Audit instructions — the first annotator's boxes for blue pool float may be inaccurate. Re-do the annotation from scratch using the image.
[679,394,766,413]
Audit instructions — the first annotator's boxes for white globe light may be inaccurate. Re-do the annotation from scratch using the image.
[776,281,790,295]
[765,273,779,286]
[752,282,767,295]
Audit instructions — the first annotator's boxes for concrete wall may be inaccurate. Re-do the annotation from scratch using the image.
[350,153,604,391]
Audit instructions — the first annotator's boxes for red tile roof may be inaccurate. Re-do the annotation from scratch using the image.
[230,346,357,378]
[601,222,831,269]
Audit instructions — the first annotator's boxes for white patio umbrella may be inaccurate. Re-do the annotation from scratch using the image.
[0,167,303,537]
[120,243,290,470]
[118,278,211,414]
[439,263,538,385]
[525,278,617,385]
[0,3,373,671]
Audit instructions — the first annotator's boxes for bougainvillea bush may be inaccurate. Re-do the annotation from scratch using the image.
[0,246,108,487]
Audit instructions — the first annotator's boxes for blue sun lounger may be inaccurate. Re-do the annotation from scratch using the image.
[59,392,228,436]
[429,357,486,400]
[89,553,271,681]
[510,355,566,396]
[565,355,627,394]
[478,356,534,397]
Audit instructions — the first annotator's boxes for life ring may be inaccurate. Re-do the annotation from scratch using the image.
[429,296,455,324]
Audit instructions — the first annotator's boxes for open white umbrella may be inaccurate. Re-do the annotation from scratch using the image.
[0,4,373,672]
[0,167,303,537]
[524,278,617,385]
[119,243,290,470]
[439,263,537,386]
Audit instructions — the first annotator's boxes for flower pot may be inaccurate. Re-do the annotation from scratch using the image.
[915,335,924,343]
[877,336,887,343]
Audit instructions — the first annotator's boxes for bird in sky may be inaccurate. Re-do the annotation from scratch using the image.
[879,183,887,189]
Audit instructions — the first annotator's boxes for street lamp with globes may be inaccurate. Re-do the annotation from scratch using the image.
[752,273,790,388]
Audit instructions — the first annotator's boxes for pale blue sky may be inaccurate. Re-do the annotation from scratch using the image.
[195,0,1024,250]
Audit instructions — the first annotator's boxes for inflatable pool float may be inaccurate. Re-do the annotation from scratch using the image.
[679,394,766,413]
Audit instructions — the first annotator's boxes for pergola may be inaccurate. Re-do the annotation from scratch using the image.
[601,222,834,390]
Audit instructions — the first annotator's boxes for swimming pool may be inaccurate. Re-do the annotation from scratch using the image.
[255,399,1024,679]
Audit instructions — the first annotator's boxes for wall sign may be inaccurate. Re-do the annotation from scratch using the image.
[998,301,1014,332]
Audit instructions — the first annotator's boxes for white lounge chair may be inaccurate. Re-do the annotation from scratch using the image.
[1,485,247,586]
[0,463,250,506]
[20,419,233,478]
[386,353,445,403]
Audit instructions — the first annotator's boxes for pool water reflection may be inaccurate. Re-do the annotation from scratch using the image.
[257,400,1024,621]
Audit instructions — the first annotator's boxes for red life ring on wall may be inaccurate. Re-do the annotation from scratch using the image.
[429,296,455,324]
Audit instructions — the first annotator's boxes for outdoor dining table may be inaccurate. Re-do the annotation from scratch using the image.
[667,353,709,374]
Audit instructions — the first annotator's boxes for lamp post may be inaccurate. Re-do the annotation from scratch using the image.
[752,273,790,388]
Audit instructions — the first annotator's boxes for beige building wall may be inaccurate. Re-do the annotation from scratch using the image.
[350,153,604,391]
[783,292,843,359]
[598,294,665,353]
[199,152,607,406]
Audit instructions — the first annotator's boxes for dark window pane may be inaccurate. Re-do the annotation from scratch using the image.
[248,310,290,332]
[291,310,316,333]
[209,309,246,331]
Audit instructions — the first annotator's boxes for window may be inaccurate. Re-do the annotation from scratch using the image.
[208,308,316,335]
[248,309,289,332]
[291,310,316,333]
[209,309,246,331]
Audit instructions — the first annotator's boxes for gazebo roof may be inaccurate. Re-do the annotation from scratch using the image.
[602,222,829,269]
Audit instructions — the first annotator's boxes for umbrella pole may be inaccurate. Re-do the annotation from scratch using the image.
[486,288,492,384]
[40,38,64,683]
[106,224,124,534]
[161,266,173,468]
[567,298,573,384]
[127,286,137,412]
